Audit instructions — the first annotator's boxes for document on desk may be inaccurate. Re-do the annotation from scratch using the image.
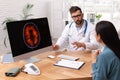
[54,59,85,70]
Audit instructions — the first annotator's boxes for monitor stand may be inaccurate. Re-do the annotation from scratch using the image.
[13,46,52,63]
[13,55,41,63]
[1,53,14,64]
[1,53,40,63]
[24,57,41,63]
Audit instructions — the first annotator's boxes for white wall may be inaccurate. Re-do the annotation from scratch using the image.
[1,0,120,54]
[0,0,51,27]
[50,0,64,39]
[0,0,53,54]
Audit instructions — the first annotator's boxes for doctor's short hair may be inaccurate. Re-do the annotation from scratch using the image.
[69,6,82,14]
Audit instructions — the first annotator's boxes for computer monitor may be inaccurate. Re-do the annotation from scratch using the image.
[6,17,52,62]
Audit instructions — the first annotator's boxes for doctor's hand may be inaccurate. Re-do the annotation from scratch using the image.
[52,44,59,50]
[72,41,86,50]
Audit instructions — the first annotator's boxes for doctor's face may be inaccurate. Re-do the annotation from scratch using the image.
[71,10,83,26]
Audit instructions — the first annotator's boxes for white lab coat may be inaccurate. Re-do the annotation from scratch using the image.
[56,20,99,51]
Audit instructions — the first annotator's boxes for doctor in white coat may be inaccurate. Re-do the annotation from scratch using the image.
[52,6,99,51]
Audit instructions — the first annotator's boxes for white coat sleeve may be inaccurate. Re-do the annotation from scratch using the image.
[55,24,70,48]
[84,23,99,50]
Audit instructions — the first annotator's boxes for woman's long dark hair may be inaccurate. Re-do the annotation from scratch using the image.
[96,21,120,59]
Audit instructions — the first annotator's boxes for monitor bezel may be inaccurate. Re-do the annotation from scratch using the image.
[6,17,52,62]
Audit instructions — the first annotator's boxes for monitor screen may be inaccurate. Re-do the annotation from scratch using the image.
[6,17,52,61]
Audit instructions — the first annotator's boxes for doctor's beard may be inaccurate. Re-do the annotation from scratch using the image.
[75,20,83,27]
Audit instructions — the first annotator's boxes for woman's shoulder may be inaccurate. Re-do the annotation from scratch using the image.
[99,47,118,61]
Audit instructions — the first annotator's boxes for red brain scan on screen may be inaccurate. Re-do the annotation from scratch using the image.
[23,23,40,48]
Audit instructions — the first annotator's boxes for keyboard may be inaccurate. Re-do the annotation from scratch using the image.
[57,54,79,61]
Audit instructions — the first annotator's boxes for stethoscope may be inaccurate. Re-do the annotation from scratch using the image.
[69,19,88,37]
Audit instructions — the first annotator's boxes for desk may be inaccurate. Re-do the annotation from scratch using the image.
[0,50,92,80]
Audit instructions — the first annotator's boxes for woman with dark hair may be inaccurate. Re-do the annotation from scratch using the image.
[92,21,120,80]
